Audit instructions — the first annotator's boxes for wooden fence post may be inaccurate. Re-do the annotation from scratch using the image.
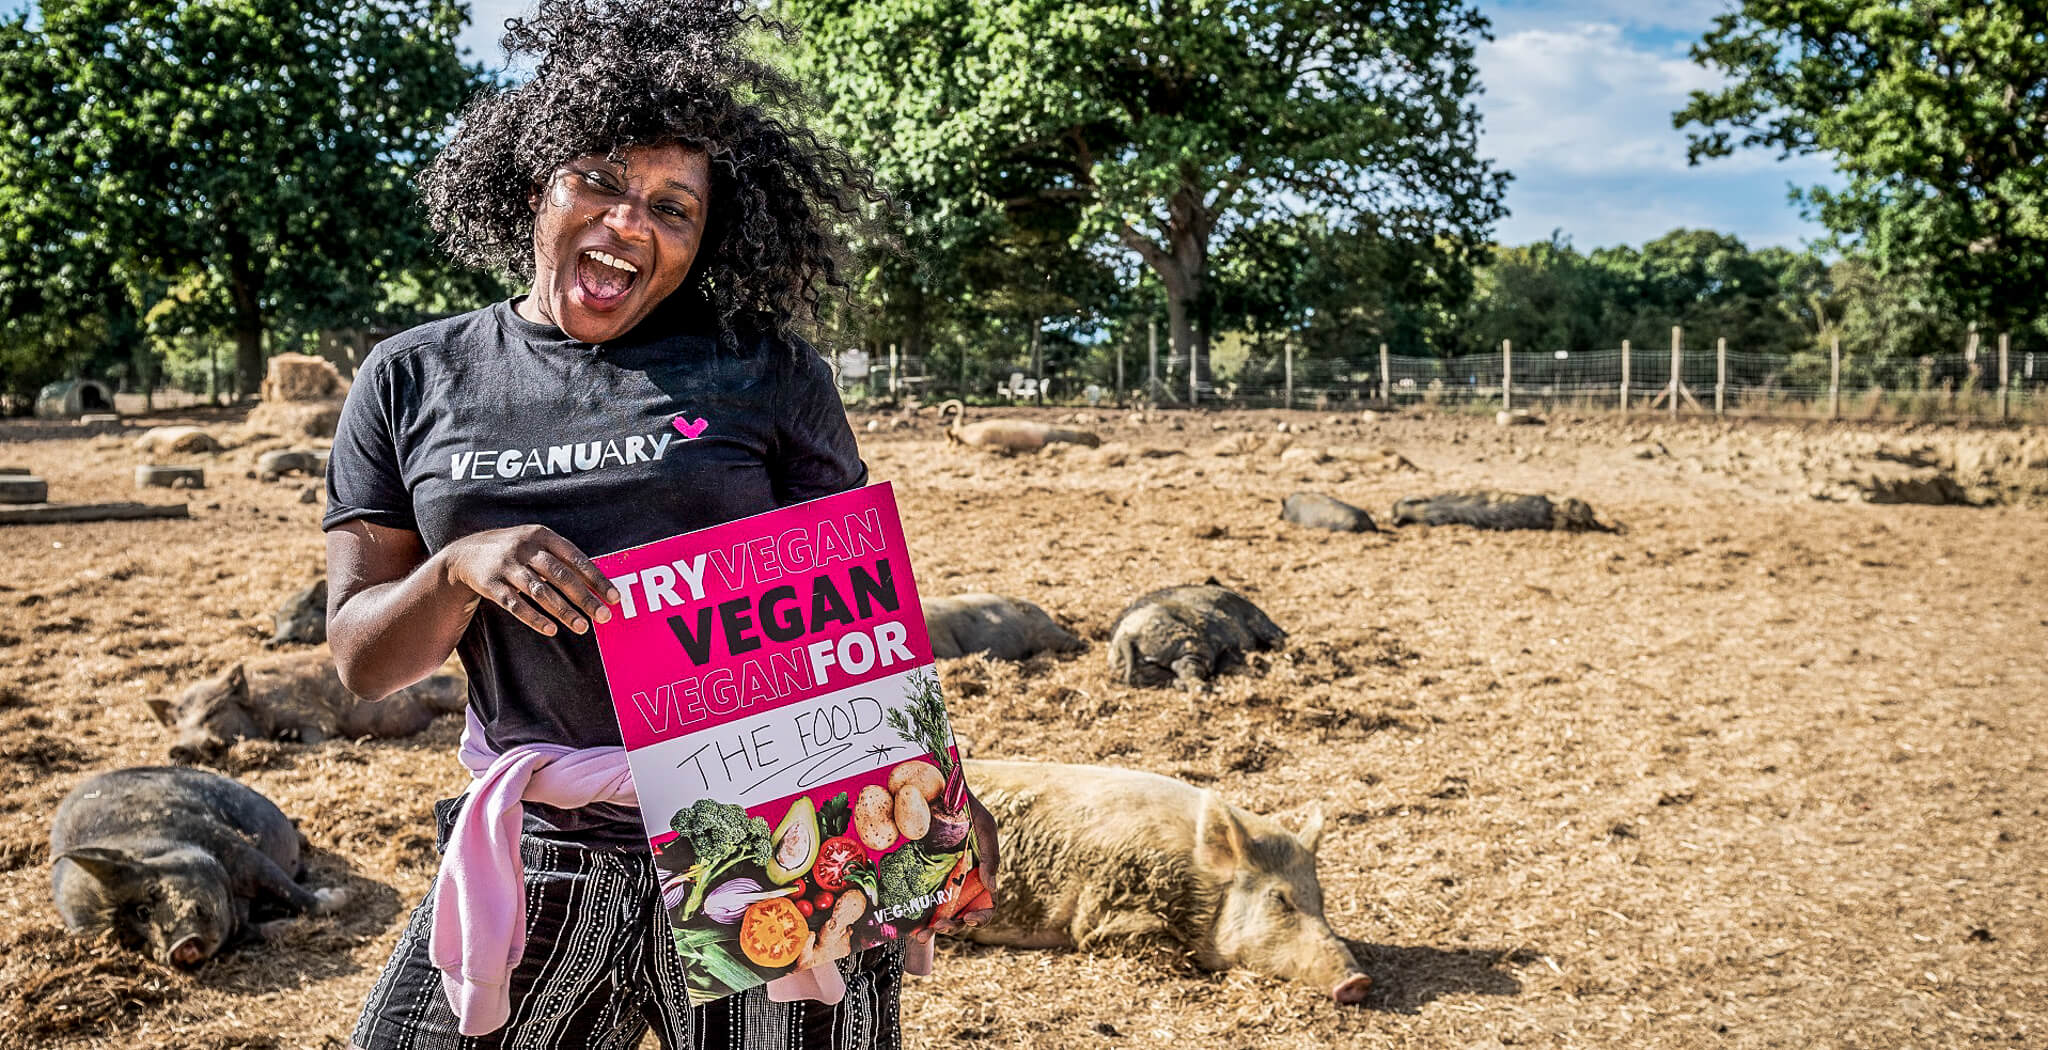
[1502,339,1513,412]
[888,343,899,396]
[1116,336,1125,402]
[1715,336,1727,416]
[1379,343,1391,406]
[1283,339,1294,410]
[1190,332,1200,406]
[1147,320,1158,396]
[2000,332,2011,421]
[1829,334,1841,420]
[1669,326,1682,420]
[1620,339,1631,414]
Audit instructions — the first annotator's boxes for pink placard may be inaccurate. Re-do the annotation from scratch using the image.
[591,484,979,1004]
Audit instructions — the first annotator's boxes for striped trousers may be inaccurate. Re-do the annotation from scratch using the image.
[352,831,903,1050]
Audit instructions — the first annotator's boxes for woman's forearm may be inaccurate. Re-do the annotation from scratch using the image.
[329,548,480,701]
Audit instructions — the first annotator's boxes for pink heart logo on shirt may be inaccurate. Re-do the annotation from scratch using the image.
[672,416,709,440]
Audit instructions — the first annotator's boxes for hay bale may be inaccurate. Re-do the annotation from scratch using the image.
[260,353,348,402]
[133,425,222,456]
[244,398,345,440]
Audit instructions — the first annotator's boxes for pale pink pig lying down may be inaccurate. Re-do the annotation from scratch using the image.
[955,759,1372,1004]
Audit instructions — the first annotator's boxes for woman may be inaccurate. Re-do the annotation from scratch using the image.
[324,3,992,1047]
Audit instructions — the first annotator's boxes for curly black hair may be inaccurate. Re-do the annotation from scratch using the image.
[421,0,884,346]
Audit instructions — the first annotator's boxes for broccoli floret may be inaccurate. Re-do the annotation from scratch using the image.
[667,799,773,921]
[876,843,958,909]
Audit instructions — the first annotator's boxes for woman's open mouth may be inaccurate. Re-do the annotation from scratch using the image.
[576,248,640,307]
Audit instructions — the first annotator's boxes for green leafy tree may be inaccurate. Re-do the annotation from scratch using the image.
[1449,233,1617,358]
[1590,229,1808,359]
[12,0,486,398]
[1677,0,2048,331]
[0,11,145,402]
[782,0,1507,395]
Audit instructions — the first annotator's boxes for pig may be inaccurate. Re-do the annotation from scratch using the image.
[923,593,1088,661]
[1108,582,1286,690]
[939,400,1101,453]
[1390,489,1615,532]
[145,650,466,764]
[257,447,326,482]
[49,766,346,967]
[1280,492,1377,533]
[956,759,1371,1004]
[264,577,327,648]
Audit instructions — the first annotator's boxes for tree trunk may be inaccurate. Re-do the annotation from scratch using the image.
[1120,185,1212,404]
[225,229,265,400]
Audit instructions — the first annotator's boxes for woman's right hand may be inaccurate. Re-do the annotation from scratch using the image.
[438,525,621,637]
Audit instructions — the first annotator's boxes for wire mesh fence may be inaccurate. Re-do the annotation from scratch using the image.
[839,331,2048,423]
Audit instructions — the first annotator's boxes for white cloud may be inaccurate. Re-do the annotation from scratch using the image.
[1475,23,1732,177]
[1473,18,1841,248]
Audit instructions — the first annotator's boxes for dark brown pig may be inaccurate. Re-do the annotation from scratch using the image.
[50,766,346,967]
[923,593,1087,661]
[957,759,1371,1004]
[1390,489,1615,532]
[264,577,327,648]
[1107,582,1286,690]
[146,650,466,764]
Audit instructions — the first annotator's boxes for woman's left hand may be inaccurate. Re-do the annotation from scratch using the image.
[924,791,999,937]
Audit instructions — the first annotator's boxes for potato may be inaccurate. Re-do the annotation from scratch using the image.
[893,783,932,841]
[887,759,945,801]
[854,783,898,851]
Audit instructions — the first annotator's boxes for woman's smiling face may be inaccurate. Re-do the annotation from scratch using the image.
[522,143,712,344]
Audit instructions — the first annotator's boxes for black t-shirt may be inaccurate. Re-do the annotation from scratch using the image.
[324,299,866,846]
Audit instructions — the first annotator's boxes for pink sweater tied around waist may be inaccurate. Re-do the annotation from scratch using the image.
[429,709,932,1036]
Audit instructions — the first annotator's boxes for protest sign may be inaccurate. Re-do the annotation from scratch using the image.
[591,483,980,1003]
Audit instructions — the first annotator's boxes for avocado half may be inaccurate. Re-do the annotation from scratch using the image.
[766,795,820,884]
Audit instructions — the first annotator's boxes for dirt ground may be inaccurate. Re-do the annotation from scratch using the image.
[0,404,2043,1050]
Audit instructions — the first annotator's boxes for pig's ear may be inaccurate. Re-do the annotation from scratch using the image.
[223,664,249,699]
[1296,807,1326,855]
[1194,792,1252,873]
[143,698,175,726]
[58,847,144,885]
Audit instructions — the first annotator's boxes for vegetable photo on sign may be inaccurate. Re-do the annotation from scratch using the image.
[593,484,983,1004]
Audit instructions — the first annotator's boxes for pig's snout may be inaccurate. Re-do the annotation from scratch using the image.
[1332,973,1372,1005]
[169,936,208,968]
[168,735,222,765]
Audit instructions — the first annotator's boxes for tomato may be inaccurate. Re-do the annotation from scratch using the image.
[789,878,807,898]
[795,898,814,918]
[815,890,835,911]
[738,897,807,968]
[812,835,866,893]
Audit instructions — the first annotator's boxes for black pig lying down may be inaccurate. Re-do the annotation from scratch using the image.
[1108,582,1286,691]
[1390,489,1617,532]
[923,593,1087,661]
[49,766,346,967]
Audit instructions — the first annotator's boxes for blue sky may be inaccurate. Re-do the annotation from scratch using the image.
[456,0,1842,253]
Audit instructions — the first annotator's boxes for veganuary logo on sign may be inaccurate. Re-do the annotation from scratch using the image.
[673,414,708,440]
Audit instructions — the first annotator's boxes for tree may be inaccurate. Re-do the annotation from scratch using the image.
[0,11,146,402]
[12,0,485,397]
[782,0,1507,396]
[1677,1,2048,332]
